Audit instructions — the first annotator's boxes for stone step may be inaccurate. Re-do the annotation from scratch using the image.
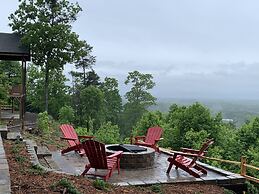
[39,156,61,170]
[36,146,52,158]
[7,132,23,141]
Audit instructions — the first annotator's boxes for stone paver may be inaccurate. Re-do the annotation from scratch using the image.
[49,150,246,188]
[0,134,11,194]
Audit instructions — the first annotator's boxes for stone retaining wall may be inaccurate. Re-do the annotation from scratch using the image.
[0,135,11,194]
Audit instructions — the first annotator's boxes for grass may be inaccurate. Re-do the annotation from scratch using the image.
[27,164,47,175]
[50,178,81,194]
[151,184,163,193]
[92,179,110,191]
[15,155,27,163]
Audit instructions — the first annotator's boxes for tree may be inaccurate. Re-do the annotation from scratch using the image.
[94,122,120,144]
[100,77,122,125]
[0,61,21,86]
[27,64,70,118]
[9,0,87,112]
[124,71,156,107]
[166,103,222,149]
[0,61,21,105]
[74,42,96,86]
[79,86,105,129]
[121,71,156,137]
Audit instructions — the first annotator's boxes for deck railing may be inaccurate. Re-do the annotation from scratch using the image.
[202,155,259,184]
[161,148,259,184]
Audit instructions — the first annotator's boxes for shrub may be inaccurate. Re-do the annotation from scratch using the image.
[59,105,75,124]
[37,111,50,134]
[93,179,110,191]
[27,164,46,175]
[95,122,120,144]
[151,184,162,193]
[76,127,94,137]
[51,178,80,194]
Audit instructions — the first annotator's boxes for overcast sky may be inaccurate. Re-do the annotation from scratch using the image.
[1,0,259,100]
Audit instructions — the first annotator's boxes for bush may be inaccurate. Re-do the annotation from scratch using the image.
[93,179,110,191]
[51,178,80,194]
[76,127,94,137]
[95,122,120,144]
[59,105,75,124]
[37,111,50,134]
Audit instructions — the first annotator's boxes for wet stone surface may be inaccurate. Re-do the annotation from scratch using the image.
[48,149,245,186]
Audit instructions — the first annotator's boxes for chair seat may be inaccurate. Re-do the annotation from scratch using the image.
[166,139,214,178]
[135,142,153,146]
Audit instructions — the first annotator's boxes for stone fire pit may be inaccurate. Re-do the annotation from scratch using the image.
[106,144,155,169]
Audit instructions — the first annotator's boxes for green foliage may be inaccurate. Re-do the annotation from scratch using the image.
[95,122,120,144]
[184,129,209,149]
[27,164,46,175]
[37,112,50,134]
[27,64,71,117]
[79,86,105,129]
[124,70,156,107]
[121,71,157,137]
[165,103,221,149]
[59,105,75,124]
[15,155,27,163]
[101,77,122,125]
[133,111,165,136]
[75,127,94,137]
[0,61,21,104]
[73,42,96,86]
[150,184,162,193]
[51,178,81,194]
[92,179,110,191]
[9,0,86,112]
[246,181,259,194]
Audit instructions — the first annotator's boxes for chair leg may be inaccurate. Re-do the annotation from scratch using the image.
[194,164,207,174]
[117,159,120,174]
[81,164,91,176]
[166,162,173,173]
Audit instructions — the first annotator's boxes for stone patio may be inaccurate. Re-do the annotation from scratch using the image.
[47,149,246,190]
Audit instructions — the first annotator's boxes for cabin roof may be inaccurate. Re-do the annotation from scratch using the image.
[0,32,30,61]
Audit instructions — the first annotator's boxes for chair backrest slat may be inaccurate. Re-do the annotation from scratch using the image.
[60,124,79,147]
[83,140,108,169]
[190,139,214,166]
[145,127,163,144]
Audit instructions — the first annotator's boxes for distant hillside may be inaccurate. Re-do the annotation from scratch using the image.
[149,98,259,127]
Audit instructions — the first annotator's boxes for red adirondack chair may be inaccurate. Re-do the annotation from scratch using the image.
[133,126,163,152]
[81,140,123,181]
[166,139,214,178]
[60,124,94,155]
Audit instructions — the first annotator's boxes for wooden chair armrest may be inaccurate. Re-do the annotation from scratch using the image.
[154,138,163,143]
[135,136,146,140]
[78,135,95,139]
[170,151,201,158]
[107,151,123,159]
[60,137,77,141]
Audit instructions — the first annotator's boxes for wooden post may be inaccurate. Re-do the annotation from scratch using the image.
[241,156,247,176]
[21,59,27,131]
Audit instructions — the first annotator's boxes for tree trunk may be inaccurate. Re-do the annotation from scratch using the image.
[44,65,49,112]
[83,66,86,86]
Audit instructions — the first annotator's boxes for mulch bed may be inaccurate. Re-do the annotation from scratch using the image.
[4,140,226,194]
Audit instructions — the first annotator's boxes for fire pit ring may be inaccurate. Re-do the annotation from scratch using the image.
[106,144,155,169]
